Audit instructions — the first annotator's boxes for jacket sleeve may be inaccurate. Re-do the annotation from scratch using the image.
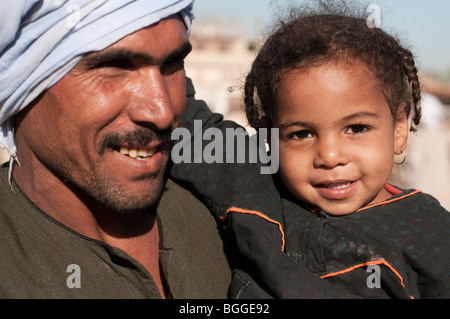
[170,77,277,218]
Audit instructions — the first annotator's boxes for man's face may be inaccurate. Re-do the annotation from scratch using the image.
[14,16,191,213]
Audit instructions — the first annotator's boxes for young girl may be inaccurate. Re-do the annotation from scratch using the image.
[172,2,449,298]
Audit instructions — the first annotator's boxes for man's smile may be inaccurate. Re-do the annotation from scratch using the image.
[119,146,158,161]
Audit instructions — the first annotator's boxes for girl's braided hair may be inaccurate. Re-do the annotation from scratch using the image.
[244,0,421,131]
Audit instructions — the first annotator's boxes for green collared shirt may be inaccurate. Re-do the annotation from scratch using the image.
[0,164,232,298]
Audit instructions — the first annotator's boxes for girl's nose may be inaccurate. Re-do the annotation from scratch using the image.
[313,135,350,168]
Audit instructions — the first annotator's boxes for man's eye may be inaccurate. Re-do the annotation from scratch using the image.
[346,124,369,134]
[161,60,185,75]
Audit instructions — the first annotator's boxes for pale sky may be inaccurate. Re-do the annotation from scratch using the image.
[192,0,450,78]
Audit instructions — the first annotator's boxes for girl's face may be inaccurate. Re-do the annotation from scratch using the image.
[273,59,408,216]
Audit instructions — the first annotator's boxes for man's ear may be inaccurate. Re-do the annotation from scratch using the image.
[393,103,410,155]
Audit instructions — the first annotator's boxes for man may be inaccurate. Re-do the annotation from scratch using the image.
[0,0,232,298]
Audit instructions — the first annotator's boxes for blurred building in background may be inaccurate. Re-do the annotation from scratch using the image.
[184,18,259,130]
[1,17,449,210]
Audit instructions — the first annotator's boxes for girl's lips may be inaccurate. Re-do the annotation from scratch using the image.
[314,180,358,200]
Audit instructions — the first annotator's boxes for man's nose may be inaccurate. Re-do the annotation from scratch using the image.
[313,135,350,168]
[127,68,175,131]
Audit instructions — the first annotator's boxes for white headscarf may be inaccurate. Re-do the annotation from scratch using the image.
[0,0,195,165]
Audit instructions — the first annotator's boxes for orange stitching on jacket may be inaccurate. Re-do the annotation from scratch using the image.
[356,190,422,213]
[320,259,405,287]
[221,207,286,251]
[320,259,414,298]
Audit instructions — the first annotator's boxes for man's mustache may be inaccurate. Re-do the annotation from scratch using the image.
[100,126,174,153]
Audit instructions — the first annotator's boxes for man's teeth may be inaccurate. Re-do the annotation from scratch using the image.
[119,147,155,160]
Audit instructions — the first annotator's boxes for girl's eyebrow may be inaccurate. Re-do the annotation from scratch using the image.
[278,121,313,130]
[278,112,380,130]
[342,111,380,122]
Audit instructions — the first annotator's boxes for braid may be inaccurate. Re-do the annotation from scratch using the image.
[400,47,422,131]
[244,36,281,130]
[244,73,261,129]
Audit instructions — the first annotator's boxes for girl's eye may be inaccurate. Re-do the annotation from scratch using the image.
[346,124,369,134]
[291,130,313,139]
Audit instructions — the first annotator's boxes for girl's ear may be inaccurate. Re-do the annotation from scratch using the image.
[393,102,409,155]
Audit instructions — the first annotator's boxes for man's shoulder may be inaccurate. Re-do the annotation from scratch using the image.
[156,177,233,299]
[157,177,222,240]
